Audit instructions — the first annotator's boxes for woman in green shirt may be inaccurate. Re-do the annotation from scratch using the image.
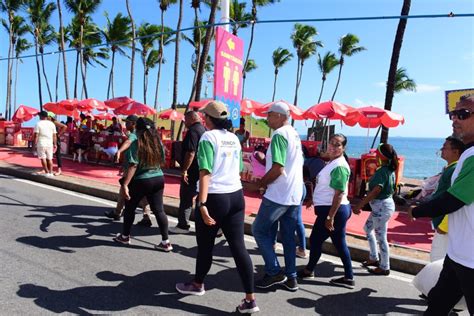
[353,143,398,275]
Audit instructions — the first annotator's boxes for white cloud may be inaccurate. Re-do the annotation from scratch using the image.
[354,98,384,107]
[403,83,441,94]
[374,81,385,88]
[463,52,474,61]
[447,80,459,85]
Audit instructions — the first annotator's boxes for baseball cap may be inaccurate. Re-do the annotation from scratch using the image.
[124,114,138,122]
[47,111,56,119]
[263,101,290,117]
[199,101,229,119]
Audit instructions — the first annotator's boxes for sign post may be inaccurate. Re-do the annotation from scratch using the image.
[214,27,244,128]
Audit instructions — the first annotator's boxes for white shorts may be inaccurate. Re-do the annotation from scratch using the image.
[37,146,54,160]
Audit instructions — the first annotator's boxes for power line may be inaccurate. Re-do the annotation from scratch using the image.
[0,12,472,62]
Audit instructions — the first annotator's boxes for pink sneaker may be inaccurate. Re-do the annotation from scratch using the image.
[237,299,260,314]
[155,242,173,252]
[113,233,130,245]
[176,282,205,296]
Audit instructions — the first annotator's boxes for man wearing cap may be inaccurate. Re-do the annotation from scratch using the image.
[409,94,474,315]
[33,111,57,177]
[251,101,304,292]
[170,111,206,234]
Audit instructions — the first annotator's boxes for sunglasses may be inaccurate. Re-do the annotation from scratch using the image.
[449,109,473,121]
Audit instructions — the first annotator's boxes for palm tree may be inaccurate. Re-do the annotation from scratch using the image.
[101,12,132,99]
[331,33,366,101]
[317,51,339,103]
[1,0,25,117]
[381,0,411,143]
[170,0,184,140]
[271,47,293,101]
[229,0,252,36]
[242,59,257,98]
[38,23,56,102]
[291,23,322,107]
[243,0,279,87]
[394,67,416,93]
[56,0,69,99]
[64,0,102,99]
[82,46,109,98]
[125,0,136,98]
[154,0,177,110]
[14,38,33,110]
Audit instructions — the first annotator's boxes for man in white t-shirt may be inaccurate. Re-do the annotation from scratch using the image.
[251,101,304,292]
[33,111,57,176]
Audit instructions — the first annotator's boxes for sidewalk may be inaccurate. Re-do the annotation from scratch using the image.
[0,145,431,274]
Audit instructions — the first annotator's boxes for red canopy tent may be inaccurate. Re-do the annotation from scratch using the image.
[114,101,156,116]
[254,100,305,120]
[43,102,78,118]
[240,99,264,115]
[105,96,134,109]
[78,98,109,111]
[189,99,213,109]
[343,106,405,128]
[303,100,355,121]
[93,112,116,121]
[12,105,39,123]
[158,108,184,121]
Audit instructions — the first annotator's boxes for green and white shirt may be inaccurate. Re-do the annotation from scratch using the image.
[264,125,304,205]
[126,138,164,180]
[197,129,243,194]
[313,156,350,206]
[446,146,474,268]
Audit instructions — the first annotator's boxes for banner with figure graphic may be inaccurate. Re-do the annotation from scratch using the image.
[214,27,244,128]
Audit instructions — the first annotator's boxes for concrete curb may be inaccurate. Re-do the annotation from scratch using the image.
[0,162,428,275]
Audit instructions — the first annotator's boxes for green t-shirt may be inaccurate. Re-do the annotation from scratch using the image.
[271,134,288,167]
[122,132,137,169]
[126,139,164,180]
[329,166,350,191]
[369,165,395,200]
[448,156,474,205]
[431,162,457,229]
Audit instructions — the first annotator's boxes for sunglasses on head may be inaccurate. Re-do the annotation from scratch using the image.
[449,109,473,121]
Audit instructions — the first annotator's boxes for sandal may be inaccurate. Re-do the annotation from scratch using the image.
[361,260,379,267]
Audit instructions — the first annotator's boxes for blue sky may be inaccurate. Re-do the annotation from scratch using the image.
[1,0,473,138]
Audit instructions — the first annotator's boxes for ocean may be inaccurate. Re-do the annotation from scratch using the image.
[302,135,446,180]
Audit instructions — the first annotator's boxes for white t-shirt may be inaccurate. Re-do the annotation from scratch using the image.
[34,120,57,147]
[313,156,350,206]
[264,124,303,206]
[197,129,243,194]
[446,146,474,268]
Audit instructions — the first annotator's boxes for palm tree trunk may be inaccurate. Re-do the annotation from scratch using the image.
[5,30,13,119]
[55,51,61,102]
[107,51,116,99]
[293,57,301,105]
[34,39,44,110]
[82,64,88,99]
[79,24,88,98]
[154,10,166,110]
[381,0,411,143]
[14,57,19,111]
[40,49,53,102]
[170,0,184,140]
[126,0,136,98]
[195,0,218,102]
[74,51,79,99]
[331,60,343,101]
[311,78,326,130]
[57,0,69,99]
[243,5,256,92]
[272,70,278,102]
[144,68,148,104]
[242,73,246,98]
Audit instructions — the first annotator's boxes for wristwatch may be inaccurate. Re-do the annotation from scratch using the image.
[326,215,333,221]
[196,201,207,208]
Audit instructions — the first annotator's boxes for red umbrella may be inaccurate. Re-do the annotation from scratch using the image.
[254,100,305,120]
[93,112,116,120]
[114,101,156,116]
[12,105,39,123]
[44,102,75,117]
[105,96,134,109]
[158,108,184,121]
[78,98,109,111]
[189,99,213,109]
[344,106,405,128]
[241,99,264,115]
[303,100,355,121]
[58,99,80,111]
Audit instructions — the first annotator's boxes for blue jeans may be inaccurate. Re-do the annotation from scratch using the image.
[306,204,353,280]
[252,198,299,278]
[364,198,395,270]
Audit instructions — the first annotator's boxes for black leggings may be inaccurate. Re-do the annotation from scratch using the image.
[122,176,168,240]
[194,189,254,294]
[55,143,62,168]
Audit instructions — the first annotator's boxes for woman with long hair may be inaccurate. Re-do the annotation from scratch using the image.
[353,143,398,275]
[113,117,171,252]
[176,101,259,314]
[297,134,354,288]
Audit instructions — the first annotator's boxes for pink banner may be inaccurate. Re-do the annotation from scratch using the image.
[214,27,244,127]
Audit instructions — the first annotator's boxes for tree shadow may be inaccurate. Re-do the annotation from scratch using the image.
[288,287,426,315]
[17,269,236,315]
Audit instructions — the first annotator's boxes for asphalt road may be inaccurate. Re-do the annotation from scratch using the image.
[0,174,437,315]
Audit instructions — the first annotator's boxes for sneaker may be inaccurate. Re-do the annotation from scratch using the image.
[176,282,205,296]
[136,217,152,227]
[44,173,54,178]
[297,268,315,280]
[237,299,260,314]
[169,225,191,234]
[113,233,130,245]
[155,242,173,252]
[255,273,287,289]
[104,210,121,221]
[296,247,308,259]
[282,277,299,292]
[329,277,355,289]
[216,228,224,238]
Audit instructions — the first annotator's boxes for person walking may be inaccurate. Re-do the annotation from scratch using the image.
[47,112,66,176]
[409,94,474,315]
[251,101,304,292]
[113,118,171,252]
[176,101,259,314]
[170,111,206,234]
[352,143,399,275]
[32,111,57,176]
[297,134,354,289]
